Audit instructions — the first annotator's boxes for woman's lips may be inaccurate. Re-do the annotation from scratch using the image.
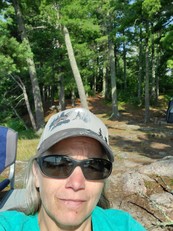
[60,199,86,209]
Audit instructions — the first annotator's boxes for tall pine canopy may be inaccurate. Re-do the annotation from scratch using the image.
[0,0,173,128]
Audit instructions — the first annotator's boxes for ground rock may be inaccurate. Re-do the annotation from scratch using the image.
[139,158,173,177]
[150,192,173,211]
[121,171,152,194]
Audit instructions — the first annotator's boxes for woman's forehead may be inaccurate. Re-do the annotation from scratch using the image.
[49,136,105,157]
[53,136,101,146]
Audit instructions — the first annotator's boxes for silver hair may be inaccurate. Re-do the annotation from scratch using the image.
[24,154,41,215]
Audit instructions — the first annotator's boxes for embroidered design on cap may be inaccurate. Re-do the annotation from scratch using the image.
[48,110,107,143]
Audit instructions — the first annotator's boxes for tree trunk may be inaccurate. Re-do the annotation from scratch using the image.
[102,65,106,98]
[10,75,37,130]
[151,25,156,103]
[63,26,88,109]
[144,37,150,123]
[58,75,65,111]
[71,88,76,107]
[12,0,45,129]
[23,84,37,130]
[155,32,161,101]
[138,25,143,104]
[108,38,119,119]
[123,31,127,90]
[93,73,97,96]
[11,105,28,130]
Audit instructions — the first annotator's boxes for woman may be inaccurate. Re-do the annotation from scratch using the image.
[0,108,146,230]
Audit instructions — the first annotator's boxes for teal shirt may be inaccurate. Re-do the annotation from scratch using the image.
[0,206,146,231]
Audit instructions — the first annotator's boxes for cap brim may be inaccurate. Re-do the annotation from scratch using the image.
[37,128,114,162]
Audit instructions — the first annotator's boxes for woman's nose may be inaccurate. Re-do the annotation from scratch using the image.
[65,166,86,191]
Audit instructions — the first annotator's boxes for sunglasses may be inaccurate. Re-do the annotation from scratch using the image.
[35,155,112,180]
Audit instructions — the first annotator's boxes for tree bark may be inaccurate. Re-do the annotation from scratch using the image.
[102,65,106,98]
[12,0,45,129]
[108,38,119,119]
[58,75,65,111]
[151,24,157,103]
[63,26,88,109]
[155,35,160,100]
[123,31,127,90]
[138,27,143,103]
[144,36,150,123]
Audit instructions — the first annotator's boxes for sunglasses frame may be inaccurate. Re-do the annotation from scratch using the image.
[35,154,112,180]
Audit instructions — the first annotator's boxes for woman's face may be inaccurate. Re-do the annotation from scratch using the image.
[33,137,105,230]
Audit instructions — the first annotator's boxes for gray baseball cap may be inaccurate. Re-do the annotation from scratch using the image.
[37,108,114,162]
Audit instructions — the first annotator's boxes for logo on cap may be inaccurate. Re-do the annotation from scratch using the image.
[48,109,108,143]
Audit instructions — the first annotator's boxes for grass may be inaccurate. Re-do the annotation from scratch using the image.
[14,129,40,161]
[17,138,39,161]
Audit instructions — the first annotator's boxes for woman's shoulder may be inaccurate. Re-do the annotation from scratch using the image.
[0,210,39,231]
[92,206,146,231]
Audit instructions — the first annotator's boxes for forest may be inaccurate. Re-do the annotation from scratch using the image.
[0,0,173,131]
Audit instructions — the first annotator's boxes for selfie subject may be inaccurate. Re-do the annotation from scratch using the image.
[0,108,146,230]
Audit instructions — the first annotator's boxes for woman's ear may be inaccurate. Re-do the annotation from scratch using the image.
[32,162,40,188]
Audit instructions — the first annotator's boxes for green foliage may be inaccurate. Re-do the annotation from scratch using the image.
[0,10,29,75]
[142,0,161,18]
[0,0,173,126]
[2,118,26,132]
[162,31,173,51]
[18,129,39,139]
[161,30,173,68]
[167,60,173,69]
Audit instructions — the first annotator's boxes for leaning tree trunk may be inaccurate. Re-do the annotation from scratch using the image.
[12,0,45,130]
[10,75,37,130]
[63,26,88,109]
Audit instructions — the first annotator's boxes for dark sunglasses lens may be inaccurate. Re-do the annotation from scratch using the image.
[40,156,73,178]
[38,156,112,180]
[82,159,112,180]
